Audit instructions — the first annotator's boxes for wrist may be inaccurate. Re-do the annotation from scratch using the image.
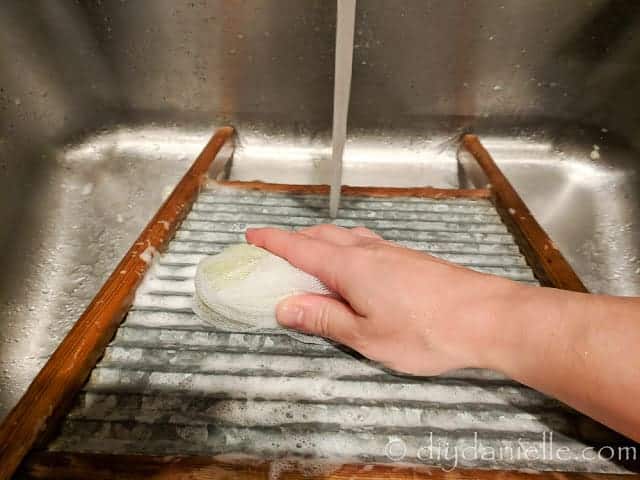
[480,281,586,382]
[449,275,529,371]
[472,279,544,374]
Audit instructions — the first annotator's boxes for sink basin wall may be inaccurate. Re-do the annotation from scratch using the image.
[1,0,639,420]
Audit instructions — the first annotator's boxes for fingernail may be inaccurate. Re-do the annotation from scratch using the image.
[277,302,305,328]
[245,228,257,242]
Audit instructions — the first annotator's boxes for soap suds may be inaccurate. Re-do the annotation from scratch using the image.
[81,183,94,195]
[139,245,159,264]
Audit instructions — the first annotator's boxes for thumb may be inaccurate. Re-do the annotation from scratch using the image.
[276,294,362,344]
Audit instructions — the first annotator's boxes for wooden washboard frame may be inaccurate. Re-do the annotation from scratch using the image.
[0,126,607,479]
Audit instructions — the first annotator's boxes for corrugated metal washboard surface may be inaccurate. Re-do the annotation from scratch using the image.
[47,186,631,473]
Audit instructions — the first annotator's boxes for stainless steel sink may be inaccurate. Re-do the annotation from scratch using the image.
[1,0,639,423]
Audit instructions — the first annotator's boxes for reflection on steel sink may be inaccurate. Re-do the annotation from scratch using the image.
[1,0,639,422]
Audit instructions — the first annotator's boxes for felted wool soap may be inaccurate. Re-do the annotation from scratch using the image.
[193,243,331,344]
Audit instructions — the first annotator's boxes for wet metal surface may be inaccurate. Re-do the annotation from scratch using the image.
[1,0,640,430]
[46,186,634,473]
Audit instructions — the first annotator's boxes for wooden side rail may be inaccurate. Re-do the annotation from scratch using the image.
[0,126,235,480]
[461,135,588,292]
[20,452,628,480]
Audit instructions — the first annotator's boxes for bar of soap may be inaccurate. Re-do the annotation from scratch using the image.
[193,244,331,344]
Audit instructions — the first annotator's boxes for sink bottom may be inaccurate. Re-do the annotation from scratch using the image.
[0,120,638,422]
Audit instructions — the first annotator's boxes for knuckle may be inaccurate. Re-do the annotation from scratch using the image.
[282,232,304,257]
[314,302,333,338]
[353,226,379,238]
[352,243,384,265]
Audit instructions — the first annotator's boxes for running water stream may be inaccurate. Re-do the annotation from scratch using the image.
[329,0,356,218]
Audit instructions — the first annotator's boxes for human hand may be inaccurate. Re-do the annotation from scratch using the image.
[249,225,640,439]
[246,224,521,376]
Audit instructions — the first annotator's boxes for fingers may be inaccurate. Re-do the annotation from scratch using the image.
[298,224,362,245]
[246,225,384,291]
[351,226,382,240]
[274,224,383,246]
[276,294,364,346]
[246,227,343,290]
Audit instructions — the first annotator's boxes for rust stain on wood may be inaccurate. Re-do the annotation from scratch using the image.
[217,179,491,199]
